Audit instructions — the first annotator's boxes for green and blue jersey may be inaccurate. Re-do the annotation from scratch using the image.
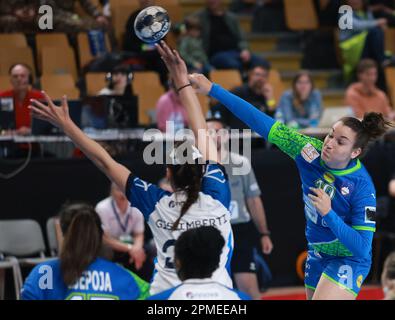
[209,84,376,260]
[21,258,150,300]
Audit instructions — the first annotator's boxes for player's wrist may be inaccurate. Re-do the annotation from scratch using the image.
[260,231,271,237]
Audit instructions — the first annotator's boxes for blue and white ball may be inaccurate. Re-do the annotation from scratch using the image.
[134,6,171,44]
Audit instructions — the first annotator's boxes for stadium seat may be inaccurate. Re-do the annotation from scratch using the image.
[284,0,319,30]
[385,28,395,54]
[36,33,71,73]
[77,32,112,68]
[132,71,165,125]
[385,67,395,107]
[41,47,78,80]
[0,33,28,48]
[0,257,22,300]
[0,75,10,91]
[41,74,80,99]
[46,217,59,257]
[0,219,55,299]
[209,69,243,91]
[110,0,139,45]
[0,47,36,79]
[268,69,285,107]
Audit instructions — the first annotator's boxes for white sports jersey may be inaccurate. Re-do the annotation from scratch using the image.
[148,278,250,300]
[126,163,233,295]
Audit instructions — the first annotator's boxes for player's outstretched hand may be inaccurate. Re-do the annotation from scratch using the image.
[29,92,71,130]
[188,73,213,96]
[156,41,189,87]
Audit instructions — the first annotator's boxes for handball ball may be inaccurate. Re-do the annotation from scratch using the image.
[134,6,171,44]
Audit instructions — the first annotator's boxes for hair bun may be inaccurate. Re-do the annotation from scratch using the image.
[361,112,388,140]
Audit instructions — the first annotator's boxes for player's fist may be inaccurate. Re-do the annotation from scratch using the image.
[188,73,213,96]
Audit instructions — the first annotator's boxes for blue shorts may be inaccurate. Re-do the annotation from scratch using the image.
[304,249,371,297]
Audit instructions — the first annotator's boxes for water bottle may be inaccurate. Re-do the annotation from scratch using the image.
[88,30,106,56]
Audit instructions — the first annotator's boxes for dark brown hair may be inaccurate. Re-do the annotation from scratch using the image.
[340,112,392,155]
[356,59,377,75]
[167,143,204,230]
[59,203,103,286]
[292,71,314,115]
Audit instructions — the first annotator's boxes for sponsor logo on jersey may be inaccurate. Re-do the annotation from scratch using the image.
[364,207,376,224]
[323,172,335,184]
[301,143,320,163]
[356,275,363,288]
[185,290,220,299]
[341,187,350,196]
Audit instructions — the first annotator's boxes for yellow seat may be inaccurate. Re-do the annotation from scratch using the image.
[85,72,108,96]
[132,71,165,125]
[0,75,10,91]
[36,33,71,72]
[209,70,242,91]
[41,47,78,80]
[0,33,28,48]
[77,33,111,68]
[110,0,139,45]
[0,47,36,78]
[284,0,319,30]
[385,28,395,54]
[40,74,79,100]
[385,67,395,107]
[268,69,285,109]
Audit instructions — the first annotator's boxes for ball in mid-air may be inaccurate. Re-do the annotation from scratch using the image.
[134,6,171,44]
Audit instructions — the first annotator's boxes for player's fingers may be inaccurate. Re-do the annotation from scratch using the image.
[160,40,174,59]
[41,91,57,112]
[29,105,49,120]
[61,95,69,113]
[30,98,49,112]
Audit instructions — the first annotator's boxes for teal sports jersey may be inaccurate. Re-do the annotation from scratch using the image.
[21,258,150,300]
[209,84,376,260]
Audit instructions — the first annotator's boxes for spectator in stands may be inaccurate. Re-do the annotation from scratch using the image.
[0,64,44,135]
[209,64,276,130]
[98,65,133,96]
[381,251,395,300]
[95,182,146,269]
[45,0,109,32]
[178,16,213,74]
[275,71,322,129]
[156,79,189,132]
[345,59,395,120]
[205,116,273,300]
[123,0,168,87]
[149,226,251,300]
[193,0,270,74]
[0,0,41,32]
[369,0,395,27]
[339,0,393,81]
[252,0,287,32]
[21,203,150,300]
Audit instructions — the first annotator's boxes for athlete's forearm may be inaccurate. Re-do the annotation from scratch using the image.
[178,86,220,163]
[323,210,373,258]
[62,119,130,189]
[247,197,270,234]
[209,84,276,139]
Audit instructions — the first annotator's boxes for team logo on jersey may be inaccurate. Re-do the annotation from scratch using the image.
[341,187,350,196]
[323,172,335,184]
[364,207,376,224]
[356,275,363,288]
[301,143,320,163]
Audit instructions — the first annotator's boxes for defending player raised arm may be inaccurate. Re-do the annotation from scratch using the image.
[28,93,131,191]
[156,41,220,164]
